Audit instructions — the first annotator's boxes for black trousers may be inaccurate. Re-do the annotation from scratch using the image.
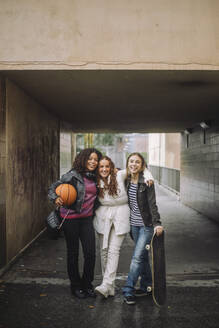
[62,217,96,290]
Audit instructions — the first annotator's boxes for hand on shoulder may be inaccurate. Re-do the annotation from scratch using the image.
[143,168,154,187]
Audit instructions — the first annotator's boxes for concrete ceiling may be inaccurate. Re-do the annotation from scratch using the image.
[2,70,219,133]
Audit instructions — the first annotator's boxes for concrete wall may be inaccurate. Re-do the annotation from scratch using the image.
[5,78,59,263]
[180,124,219,223]
[148,133,181,193]
[148,133,180,169]
[148,134,166,167]
[0,77,6,267]
[1,0,219,70]
[165,134,181,170]
[130,134,149,162]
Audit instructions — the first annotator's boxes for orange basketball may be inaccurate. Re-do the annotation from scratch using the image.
[55,184,77,206]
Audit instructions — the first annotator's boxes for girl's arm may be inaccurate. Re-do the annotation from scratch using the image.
[143,168,154,187]
[147,184,164,235]
[48,178,64,203]
[117,168,154,186]
[48,171,76,205]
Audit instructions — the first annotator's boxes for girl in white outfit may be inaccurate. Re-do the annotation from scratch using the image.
[93,156,153,298]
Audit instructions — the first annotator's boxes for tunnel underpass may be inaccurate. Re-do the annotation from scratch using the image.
[0,70,219,272]
[1,1,219,325]
[2,69,219,132]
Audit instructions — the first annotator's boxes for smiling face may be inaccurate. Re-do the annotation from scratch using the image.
[86,152,99,171]
[98,159,111,179]
[127,154,144,175]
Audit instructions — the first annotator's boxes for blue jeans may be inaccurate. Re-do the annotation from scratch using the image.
[123,225,154,297]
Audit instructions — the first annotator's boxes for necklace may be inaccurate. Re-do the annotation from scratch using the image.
[131,177,138,184]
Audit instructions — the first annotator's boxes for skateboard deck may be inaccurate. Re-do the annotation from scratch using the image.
[151,231,166,306]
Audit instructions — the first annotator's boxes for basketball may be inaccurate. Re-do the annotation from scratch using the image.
[55,184,77,206]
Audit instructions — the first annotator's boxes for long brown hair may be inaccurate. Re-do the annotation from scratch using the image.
[125,152,146,180]
[97,156,118,198]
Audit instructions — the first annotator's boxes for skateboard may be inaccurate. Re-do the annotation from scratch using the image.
[150,231,166,306]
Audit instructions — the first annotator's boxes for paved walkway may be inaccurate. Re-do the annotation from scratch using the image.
[0,184,219,328]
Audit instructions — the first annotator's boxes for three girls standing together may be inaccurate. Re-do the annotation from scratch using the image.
[48,148,163,305]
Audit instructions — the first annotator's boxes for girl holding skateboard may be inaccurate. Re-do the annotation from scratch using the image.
[122,152,163,305]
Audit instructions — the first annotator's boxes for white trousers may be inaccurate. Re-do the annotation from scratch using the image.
[98,225,125,291]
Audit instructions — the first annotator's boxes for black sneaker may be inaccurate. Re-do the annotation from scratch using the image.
[71,288,87,299]
[124,295,136,305]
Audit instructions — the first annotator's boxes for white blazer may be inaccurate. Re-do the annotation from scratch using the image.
[93,169,153,249]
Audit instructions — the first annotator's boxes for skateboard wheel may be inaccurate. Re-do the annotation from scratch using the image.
[146,244,150,250]
[147,286,152,292]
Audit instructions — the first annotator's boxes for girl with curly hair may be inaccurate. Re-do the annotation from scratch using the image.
[93,156,130,298]
[48,148,102,299]
[94,155,155,299]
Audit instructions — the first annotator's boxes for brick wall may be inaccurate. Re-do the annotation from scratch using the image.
[180,123,219,223]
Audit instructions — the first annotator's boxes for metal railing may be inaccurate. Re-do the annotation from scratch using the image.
[149,165,180,194]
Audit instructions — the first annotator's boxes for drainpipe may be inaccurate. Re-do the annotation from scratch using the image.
[159,134,161,184]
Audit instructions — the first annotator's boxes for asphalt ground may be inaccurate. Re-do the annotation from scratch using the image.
[0,184,219,328]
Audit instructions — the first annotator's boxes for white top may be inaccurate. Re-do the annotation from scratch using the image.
[93,168,154,249]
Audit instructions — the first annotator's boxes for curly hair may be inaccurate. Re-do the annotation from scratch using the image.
[97,156,118,198]
[72,148,102,175]
[126,152,146,180]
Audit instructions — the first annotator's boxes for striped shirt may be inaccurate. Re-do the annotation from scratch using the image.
[128,183,144,226]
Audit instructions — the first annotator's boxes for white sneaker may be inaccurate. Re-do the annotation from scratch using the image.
[95,285,109,298]
[108,286,115,296]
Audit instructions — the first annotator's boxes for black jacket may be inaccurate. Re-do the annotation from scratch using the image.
[48,169,99,213]
[126,172,161,227]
